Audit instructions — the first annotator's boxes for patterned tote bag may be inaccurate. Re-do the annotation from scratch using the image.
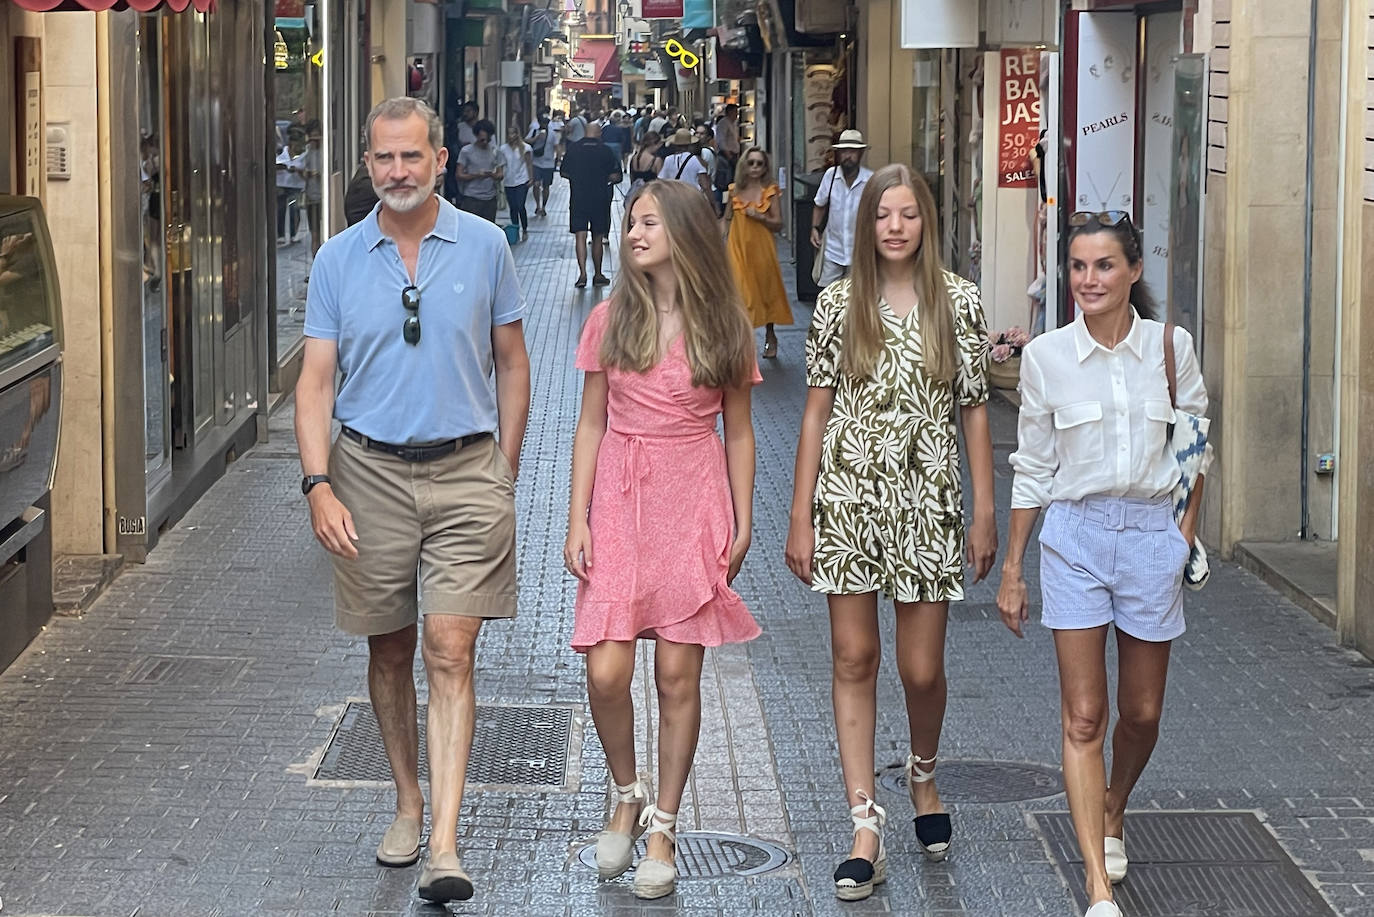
[1164,324,1211,591]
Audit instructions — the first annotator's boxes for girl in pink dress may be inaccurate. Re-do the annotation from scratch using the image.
[565,179,761,899]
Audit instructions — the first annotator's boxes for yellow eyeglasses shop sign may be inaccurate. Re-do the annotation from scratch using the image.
[664,38,698,70]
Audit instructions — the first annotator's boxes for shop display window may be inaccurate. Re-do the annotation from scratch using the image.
[0,205,59,386]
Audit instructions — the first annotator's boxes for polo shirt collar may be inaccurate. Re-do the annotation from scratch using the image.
[361,195,460,251]
[1073,311,1142,362]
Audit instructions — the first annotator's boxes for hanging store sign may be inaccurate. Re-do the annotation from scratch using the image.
[1073,12,1136,211]
[900,0,977,48]
[640,0,684,17]
[998,49,1040,188]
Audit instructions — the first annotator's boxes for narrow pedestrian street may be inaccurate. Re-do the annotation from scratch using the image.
[1,182,1372,917]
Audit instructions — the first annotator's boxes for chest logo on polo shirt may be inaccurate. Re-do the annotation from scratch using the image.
[453,281,465,296]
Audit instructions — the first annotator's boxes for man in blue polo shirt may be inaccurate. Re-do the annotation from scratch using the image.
[295,96,530,905]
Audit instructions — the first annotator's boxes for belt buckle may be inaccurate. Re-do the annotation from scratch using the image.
[1104,503,1125,531]
[397,445,423,462]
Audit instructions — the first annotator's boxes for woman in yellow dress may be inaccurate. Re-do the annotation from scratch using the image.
[723,147,793,358]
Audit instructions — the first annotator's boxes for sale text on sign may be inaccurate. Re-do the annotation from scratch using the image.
[998,49,1041,189]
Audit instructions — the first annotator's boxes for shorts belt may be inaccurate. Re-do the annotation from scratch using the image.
[341,426,490,463]
[1064,495,1171,532]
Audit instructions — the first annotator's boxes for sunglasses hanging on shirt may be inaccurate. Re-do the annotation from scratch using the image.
[402,284,421,345]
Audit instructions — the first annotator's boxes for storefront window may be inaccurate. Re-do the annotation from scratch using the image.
[271,0,324,363]
[911,49,943,210]
[136,16,170,484]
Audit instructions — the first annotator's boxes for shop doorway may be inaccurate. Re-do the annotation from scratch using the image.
[134,8,264,527]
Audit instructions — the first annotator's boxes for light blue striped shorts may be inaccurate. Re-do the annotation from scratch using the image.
[1037,495,1190,642]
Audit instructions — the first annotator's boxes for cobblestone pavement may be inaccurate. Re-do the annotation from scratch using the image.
[2,179,1373,917]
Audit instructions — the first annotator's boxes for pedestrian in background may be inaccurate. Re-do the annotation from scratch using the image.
[500,125,533,240]
[997,212,1211,917]
[302,121,324,255]
[785,163,996,902]
[628,130,663,187]
[527,113,556,217]
[602,110,631,172]
[455,119,503,223]
[722,146,791,359]
[565,179,761,901]
[561,120,622,288]
[657,128,712,200]
[295,96,530,906]
[810,130,873,286]
[275,128,308,245]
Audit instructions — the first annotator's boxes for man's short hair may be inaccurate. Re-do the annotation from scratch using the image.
[473,119,497,139]
[725,103,739,115]
[462,100,479,115]
[365,97,443,153]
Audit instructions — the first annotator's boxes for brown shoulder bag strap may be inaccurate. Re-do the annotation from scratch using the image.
[1163,321,1178,409]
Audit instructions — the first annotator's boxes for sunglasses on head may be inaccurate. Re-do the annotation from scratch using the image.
[1068,210,1133,229]
[401,284,421,345]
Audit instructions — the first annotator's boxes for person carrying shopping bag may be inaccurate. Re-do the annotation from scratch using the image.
[565,179,762,900]
[996,211,1212,917]
[785,163,997,902]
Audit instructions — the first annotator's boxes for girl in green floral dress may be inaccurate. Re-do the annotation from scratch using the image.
[785,163,998,901]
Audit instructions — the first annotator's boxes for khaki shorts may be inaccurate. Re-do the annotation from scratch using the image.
[327,432,518,636]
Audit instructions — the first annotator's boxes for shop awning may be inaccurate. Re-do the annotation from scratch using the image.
[11,0,215,10]
[568,38,621,87]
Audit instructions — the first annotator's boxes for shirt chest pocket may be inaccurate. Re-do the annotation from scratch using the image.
[1053,400,1104,465]
[1143,398,1175,458]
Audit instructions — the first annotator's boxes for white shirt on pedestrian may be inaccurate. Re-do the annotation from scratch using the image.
[1009,315,1212,510]
[814,165,872,267]
[276,147,307,191]
[501,142,532,187]
[659,150,708,188]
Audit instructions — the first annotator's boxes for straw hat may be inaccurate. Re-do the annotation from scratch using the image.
[671,127,695,146]
[832,129,868,149]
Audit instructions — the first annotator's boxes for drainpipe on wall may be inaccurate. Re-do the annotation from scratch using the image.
[96,11,117,555]
[1299,0,1318,540]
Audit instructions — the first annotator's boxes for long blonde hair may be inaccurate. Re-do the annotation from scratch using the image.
[732,146,771,190]
[600,181,754,389]
[843,163,956,382]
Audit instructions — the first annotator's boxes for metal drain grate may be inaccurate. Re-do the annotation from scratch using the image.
[576,832,790,879]
[1033,811,1336,916]
[122,654,248,686]
[313,702,575,790]
[877,759,1064,803]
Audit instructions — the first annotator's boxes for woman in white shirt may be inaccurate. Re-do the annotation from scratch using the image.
[997,212,1210,917]
[500,126,534,240]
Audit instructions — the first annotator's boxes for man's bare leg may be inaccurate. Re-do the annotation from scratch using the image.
[421,614,484,857]
[369,624,424,823]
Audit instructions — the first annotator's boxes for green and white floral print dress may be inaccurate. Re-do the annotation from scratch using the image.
[804,272,990,603]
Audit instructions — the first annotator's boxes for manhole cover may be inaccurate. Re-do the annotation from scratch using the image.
[1034,811,1336,915]
[313,702,576,790]
[877,759,1063,803]
[575,832,790,879]
[121,654,248,686]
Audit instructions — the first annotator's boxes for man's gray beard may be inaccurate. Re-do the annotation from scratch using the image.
[374,182,431,213]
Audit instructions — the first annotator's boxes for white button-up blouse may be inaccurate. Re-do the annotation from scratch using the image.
[1009,315,1212,510]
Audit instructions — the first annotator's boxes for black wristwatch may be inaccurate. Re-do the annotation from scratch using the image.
[301,474,332,495]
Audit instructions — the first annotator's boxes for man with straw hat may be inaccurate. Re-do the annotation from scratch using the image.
[810,129,873,287]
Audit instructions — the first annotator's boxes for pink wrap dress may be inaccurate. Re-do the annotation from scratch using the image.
[571,301,762,651]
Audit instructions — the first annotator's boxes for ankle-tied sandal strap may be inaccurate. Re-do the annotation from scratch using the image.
[848,790,887,838]
[905,752,937,784]
[614,778,647,805]
[638,804,678,844]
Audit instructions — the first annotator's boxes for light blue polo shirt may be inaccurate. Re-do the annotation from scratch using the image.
[303,197,525,444]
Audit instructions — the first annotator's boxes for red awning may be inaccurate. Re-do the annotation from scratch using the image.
[570,38,621,86]
[11,0,215,10]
